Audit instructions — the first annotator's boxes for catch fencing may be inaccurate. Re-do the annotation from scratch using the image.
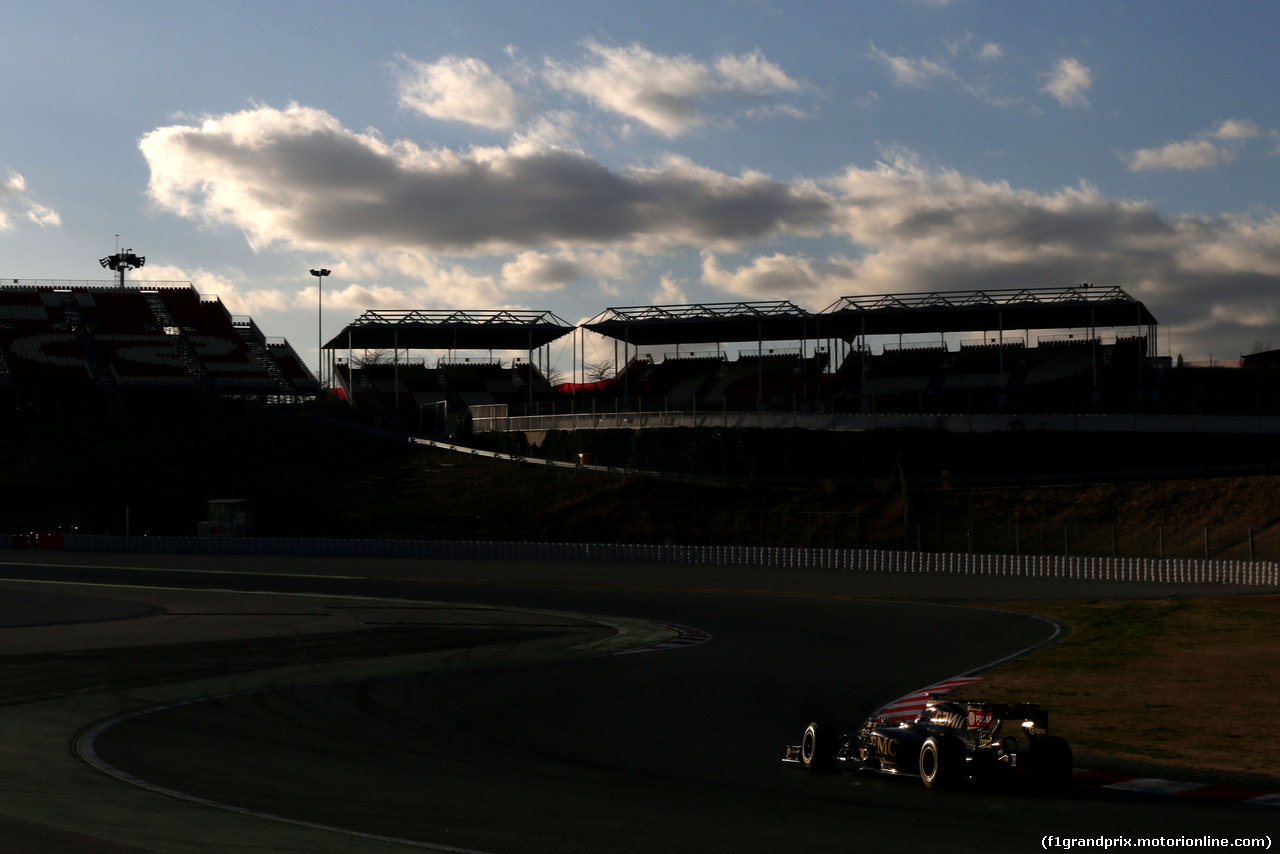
[4,534,1277,587]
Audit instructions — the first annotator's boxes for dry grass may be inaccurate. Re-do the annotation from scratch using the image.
[965,596,1280,776]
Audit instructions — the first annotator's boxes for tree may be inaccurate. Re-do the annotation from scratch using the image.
[585,360,617,382]
[355,350,390,366]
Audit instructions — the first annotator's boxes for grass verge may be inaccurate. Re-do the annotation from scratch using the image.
[964,595,1280,778]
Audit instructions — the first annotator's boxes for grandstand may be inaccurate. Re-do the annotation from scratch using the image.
[0,281,316,414]
[321,289,1165,421]
[8,280,1188,421]
[560,287,1161,415]
[325,309,573,427]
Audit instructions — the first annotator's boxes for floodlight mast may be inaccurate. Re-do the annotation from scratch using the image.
[98,249,146,288]
[310,268,331,388]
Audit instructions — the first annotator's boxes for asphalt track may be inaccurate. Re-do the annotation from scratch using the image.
[0,553,1275,853]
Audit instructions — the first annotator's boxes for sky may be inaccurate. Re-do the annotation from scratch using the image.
[3,0,1280,377]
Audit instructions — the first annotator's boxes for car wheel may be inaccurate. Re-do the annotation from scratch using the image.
[1030,736,1073,790]
[801,721,838,772]
[919,736,964,789]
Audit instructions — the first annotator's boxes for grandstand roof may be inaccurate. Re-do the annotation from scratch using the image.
[582,301,818,346]
[324,309,575,351]
[820,286,1158,338]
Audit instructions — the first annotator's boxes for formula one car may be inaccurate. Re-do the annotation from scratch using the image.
[783,694,1073,790]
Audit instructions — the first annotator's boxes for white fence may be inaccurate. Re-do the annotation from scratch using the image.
[6,534,1276,586]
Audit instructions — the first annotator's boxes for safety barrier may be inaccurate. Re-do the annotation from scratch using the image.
[0,534,1271,587]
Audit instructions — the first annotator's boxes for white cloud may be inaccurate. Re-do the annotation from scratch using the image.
[395,55,520,129]
[1122,139,1232,172]
[869,44,955,87]
[543,40,800,136]
[1208,119,1263,140]
[714,49,801,94]
[701,251,853,303]
[1120,119,1270,172]
[1041,57,1092,108]
[868,41,1017,107]
[651,273,688,305]
[500,250,583,292]
[139,263,293,315]
[0,171,61,230]
[139,103,834,258]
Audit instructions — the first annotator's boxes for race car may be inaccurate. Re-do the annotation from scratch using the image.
[783,694,1073,790]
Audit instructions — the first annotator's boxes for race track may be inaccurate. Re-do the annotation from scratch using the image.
[0,554,1274,853]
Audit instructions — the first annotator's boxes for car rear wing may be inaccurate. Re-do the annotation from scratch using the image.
[965,702,1049,737]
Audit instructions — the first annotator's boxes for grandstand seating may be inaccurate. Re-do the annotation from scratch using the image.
[333,359,557,415]
[1024,339,1096,385]
[0,292,94,382]
[941,342,1023,390]
[705,354,797,406]
[267,342,313,381]
[862,346,946,397]
[632,356,723,405]
[0,284,314,413]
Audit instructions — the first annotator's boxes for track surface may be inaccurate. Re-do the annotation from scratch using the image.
[0,554,1275,852]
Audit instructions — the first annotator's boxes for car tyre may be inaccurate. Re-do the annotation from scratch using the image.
[801,721,838,772]
[1030,736,1073,790]
[919,736,964,789]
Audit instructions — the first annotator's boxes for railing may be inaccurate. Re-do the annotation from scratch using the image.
[471,408,1280,436]
[738,347,800,358]
[914,522,1280,563]
[441,356,501,366]
[1,279,191,289]
[5,533,1276,587]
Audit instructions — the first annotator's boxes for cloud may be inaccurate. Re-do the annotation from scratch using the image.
[869,44,956,87]
[395,55,520,129]
[714,49,801,94]
[701,251,854,304]
[1041,57,1092,108]
[139,103,834,258]
[1122,139,1233,172]
[651,273,688,305]
[500,250,583,292]
[1209,119,1263,140]
[543,40,800,136]
[977,42,1003,61]
[810,151,1280,354]
[138,263,293,315]
[1119,119,1270,172]
[868,40,1016,107]
[137,99,1280,359]
[0,171,61,230]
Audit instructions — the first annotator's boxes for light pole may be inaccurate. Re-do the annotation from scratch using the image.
[310,268,330,388]
[100,249,146,288]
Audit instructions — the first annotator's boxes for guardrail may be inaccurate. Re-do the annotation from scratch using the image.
[472,409,1280,435]
[2,533,1276,586]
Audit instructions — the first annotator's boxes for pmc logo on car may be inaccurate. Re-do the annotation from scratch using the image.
[870,734,898,756]
[967,709,994,729]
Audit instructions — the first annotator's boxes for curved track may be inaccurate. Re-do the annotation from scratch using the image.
[0,556,1274,852]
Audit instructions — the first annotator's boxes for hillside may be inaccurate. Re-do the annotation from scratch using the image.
[2,411,1278,557]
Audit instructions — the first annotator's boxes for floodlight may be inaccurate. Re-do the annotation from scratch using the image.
[99,249,146,286]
